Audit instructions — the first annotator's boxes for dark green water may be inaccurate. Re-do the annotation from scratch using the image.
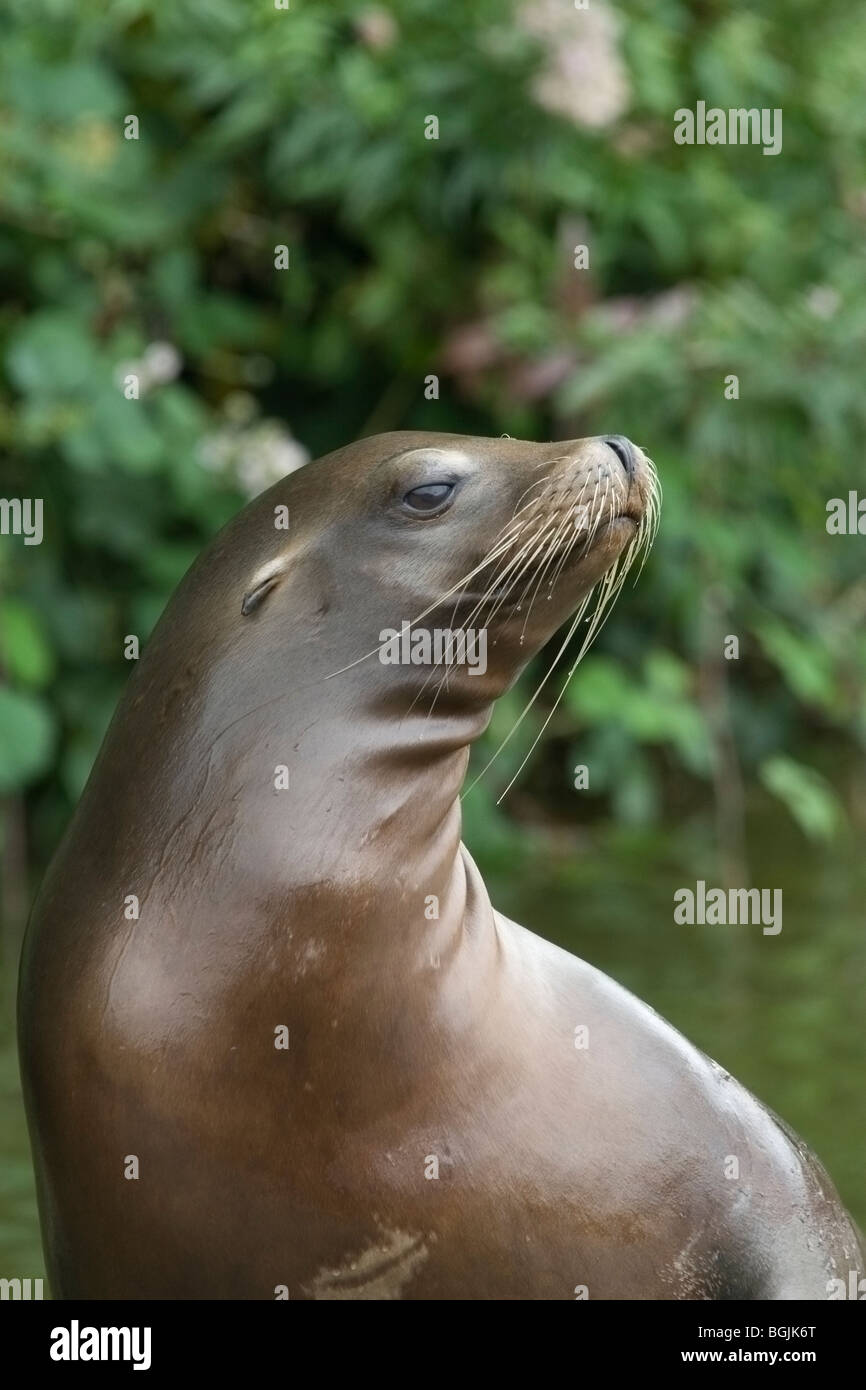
[1,818,863,1289]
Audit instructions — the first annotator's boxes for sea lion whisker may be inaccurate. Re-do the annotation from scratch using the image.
[324,536,519,679]
[443,522,544,637]
[479,518,564,629]
[493,548,640,803]
[403,523,553,718]
[419,522,562,717]
[505,472,598,628]
[541,475,598,597]
[515,512,576,636]
[544,521,587,599]
[463,597,591,796]
[407,534,544,719]
[470,482,656,800]
[509,474,557,520]
[542,477,605,600]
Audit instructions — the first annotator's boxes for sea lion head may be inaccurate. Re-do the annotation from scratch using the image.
[232,431,659,710]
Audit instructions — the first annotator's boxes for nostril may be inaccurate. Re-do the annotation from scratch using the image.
[604,435,634,476]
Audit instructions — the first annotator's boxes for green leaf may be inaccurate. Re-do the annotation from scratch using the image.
[759,756,843,842]
[0,601,55,688]
[0,686,55,792]
[6,311,100,398]
[754,618,838,710]
[566,657,633,720]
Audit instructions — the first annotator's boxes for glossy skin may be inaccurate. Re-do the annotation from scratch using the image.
[19,432,863,1299]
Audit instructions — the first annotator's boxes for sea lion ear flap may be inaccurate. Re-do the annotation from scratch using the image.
[241,562,287,616]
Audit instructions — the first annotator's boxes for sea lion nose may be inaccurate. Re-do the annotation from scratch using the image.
[602,435,636,477]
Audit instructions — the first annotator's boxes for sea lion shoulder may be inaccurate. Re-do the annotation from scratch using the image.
[495,916,861,1297]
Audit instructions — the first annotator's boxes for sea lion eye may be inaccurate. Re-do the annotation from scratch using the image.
[402,482,456,515]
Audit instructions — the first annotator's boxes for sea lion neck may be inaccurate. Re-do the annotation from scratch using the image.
[72,584,500,983]
[195,637,498,958]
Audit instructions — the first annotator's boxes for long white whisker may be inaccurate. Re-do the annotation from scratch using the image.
[324,534,520,679]
[465,457,661,800]
[421,518,565,718]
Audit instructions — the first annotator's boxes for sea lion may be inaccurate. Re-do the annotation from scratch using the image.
[19,430,863,1300]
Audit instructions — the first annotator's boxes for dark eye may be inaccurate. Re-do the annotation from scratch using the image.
[402,482,456,514]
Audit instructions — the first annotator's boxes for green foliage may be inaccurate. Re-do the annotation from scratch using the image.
[0,687,54,794]
[759,755,843,842]
[0,0,864,1267]
[0,0,864,863]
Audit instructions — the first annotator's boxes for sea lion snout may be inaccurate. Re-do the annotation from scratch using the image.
[509,434,657,571]
[546,434,654,527]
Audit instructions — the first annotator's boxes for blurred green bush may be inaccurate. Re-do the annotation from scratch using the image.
[1,0,865,897]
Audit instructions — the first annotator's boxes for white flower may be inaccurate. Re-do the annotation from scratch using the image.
[142,341,182,385]
[519,0,630,129]
[235,423,310,497]
[806,286,840,320]
[114,341,183,396]
[198,417,310,497]
[198,433,233,472]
